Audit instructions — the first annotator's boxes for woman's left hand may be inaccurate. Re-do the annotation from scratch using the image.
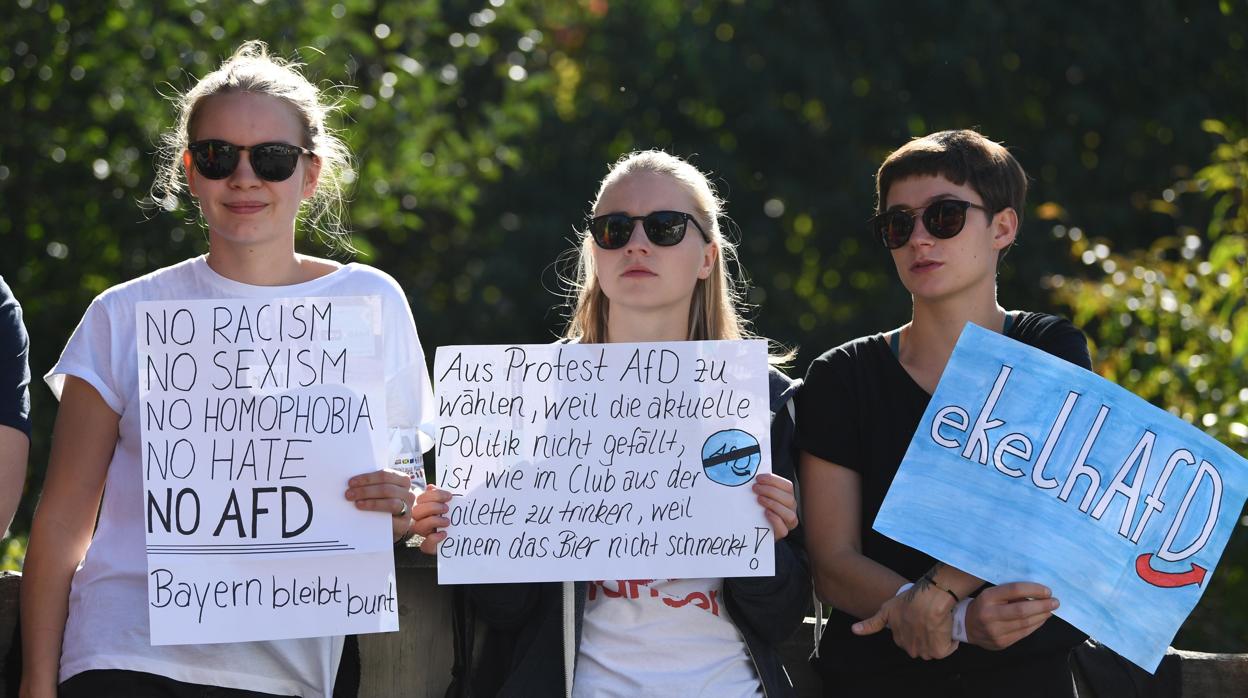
[852,586,960,660]
[345,468,417,542]
[753,472,798,541]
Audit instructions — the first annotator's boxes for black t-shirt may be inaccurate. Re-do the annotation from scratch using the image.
[796,312,1091,686]
[0,276,31,439]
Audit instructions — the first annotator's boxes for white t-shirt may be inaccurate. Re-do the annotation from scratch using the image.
[46,255,434,697]
[573,577,763,698]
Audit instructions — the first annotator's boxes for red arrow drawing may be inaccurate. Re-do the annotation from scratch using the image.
[1135,553,1207,588]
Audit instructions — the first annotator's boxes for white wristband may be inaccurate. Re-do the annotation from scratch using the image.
[951,597,972,643]
[895,582,914,596]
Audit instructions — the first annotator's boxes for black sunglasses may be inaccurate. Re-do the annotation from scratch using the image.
[588,210,710,250]
[869,199,994,249]
[187,139,315,182]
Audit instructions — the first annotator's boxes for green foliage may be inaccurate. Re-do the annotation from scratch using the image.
[1,535,25,572]
[1050,122,1248,651]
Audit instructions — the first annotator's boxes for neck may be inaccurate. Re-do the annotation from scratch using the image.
[206,235,307,286]
[605,304,689,344]
[905,292,1007,358]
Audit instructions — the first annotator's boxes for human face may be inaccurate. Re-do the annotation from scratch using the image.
[185,91,320,251]
[884,175,1016,303]
[592,171,717,319]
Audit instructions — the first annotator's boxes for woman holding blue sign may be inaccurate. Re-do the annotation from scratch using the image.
[21,42,431,698]
[413,151,811,696]
[797,130,1091,696]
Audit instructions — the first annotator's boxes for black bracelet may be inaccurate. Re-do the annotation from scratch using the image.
[922,572,960,604]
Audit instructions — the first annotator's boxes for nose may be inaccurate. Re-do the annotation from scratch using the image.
[621,219,652,253]
[907,212,937,247]
[227,151,261,187]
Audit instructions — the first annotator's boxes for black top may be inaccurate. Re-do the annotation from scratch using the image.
[0,276,31,439]
[796,312,1091,685]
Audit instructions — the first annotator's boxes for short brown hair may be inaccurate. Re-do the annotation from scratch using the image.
[875,129,1027,225]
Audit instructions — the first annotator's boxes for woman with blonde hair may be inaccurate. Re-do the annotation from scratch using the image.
[414,150,811,696]
[21,42,432,698]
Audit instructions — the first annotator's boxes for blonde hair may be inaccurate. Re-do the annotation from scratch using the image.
[150,40,355,254]
[563,150,791,362]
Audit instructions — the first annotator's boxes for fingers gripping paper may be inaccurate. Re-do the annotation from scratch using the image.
[137,297,397,645]
[433,340,775,584]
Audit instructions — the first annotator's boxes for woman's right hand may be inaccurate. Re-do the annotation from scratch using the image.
[411,485,453,555]
[965,582,1058,650]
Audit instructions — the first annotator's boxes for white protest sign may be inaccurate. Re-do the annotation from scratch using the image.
[137,296,398,645]
[433,340,775,584]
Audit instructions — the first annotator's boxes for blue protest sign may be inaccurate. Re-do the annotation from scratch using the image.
[874,323,1247,672]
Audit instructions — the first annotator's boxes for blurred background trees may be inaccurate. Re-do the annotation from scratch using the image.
[1,0,1244,652]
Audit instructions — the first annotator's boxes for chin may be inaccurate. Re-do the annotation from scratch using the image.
[210,227,285,248]
[901,276,951,300]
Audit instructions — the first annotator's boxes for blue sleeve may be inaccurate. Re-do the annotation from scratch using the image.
[0,277,31,438]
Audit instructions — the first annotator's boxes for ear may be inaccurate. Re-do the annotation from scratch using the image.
[990,207,1019,251]
[301,155,322,200]
[697,240,718,280]
[183,150,199,198]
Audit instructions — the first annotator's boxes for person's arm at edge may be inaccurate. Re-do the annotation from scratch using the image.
[0,425,27,537]
[19,377,116,698]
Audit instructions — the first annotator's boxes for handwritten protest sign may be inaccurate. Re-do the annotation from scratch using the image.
[433,340,774,584]
[875,323,1248,672]
[137,296,398,645]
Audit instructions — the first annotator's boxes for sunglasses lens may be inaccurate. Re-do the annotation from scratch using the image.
[191,140,238,179]
[251,144,301,182]
[643,211,689,246]
[875,211,913,249]
[590,215,632,249]
[924,200,969,239]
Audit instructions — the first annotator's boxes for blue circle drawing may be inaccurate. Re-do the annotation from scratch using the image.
[701,429,761,486]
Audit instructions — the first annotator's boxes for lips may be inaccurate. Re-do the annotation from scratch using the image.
[223,201,267,214]
[621,265,656,277]
[911,259,943,272]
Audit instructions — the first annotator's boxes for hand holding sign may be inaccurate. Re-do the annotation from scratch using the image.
[752,472,799,541]
[345,468,418,541]
[965,582,1058,651]
[412,485,453,554]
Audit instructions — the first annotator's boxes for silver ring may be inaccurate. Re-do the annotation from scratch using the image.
[394,500,410,518]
